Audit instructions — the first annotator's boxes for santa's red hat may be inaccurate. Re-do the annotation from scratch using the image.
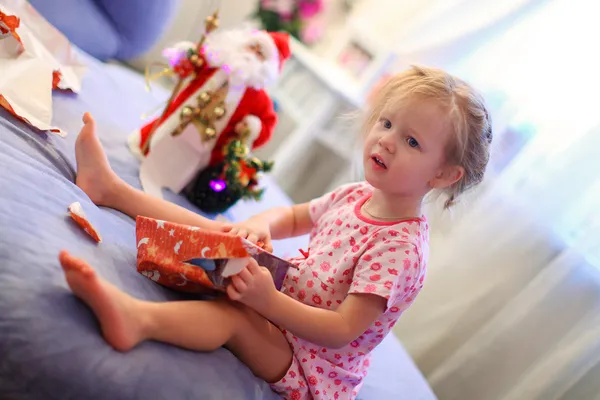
[252,30,291,73]
[268,32,291,70]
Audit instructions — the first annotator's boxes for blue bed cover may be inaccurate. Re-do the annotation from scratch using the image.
[0,55,436,400]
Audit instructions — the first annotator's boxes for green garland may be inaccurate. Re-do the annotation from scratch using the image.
[222,139,274,201]
[254,7,303,40]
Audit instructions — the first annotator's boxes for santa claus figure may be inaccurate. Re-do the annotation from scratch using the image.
[129,27,290,201]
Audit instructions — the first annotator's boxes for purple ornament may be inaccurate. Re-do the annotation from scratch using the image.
[209,179,227,192]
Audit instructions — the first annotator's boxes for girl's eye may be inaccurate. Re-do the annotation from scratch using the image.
[407,137,420,148]
[381,119,392,129]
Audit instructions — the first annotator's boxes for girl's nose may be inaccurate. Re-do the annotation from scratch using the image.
[378,133,395,154]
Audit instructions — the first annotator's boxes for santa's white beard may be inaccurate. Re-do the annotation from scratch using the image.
[203,29,279,90]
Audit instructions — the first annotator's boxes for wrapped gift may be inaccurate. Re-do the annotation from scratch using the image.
[135,216,297,294]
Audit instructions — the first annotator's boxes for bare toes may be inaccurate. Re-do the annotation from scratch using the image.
[59,250,93,276]
[82,112,94,125]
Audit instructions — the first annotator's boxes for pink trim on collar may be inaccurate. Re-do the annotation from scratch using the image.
[354,195,425,226]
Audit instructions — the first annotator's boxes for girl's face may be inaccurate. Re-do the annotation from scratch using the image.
[363,98,463,197]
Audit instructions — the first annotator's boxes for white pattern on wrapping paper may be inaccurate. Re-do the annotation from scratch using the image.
[241,240,260,255]
[141,270,160,282]
[174,240,183,254]
[176,273,189,286]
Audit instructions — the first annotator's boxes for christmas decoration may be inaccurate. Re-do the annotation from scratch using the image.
[172,81,229,141]
[130,10,291,213]
[256,0,325,44]
[184,137,274,214]
[141,11,220,154]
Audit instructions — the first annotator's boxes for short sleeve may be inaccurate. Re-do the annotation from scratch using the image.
[349,239,423,308]
[308,182,368,223]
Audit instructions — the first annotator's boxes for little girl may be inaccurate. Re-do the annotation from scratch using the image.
[59,65,492,400]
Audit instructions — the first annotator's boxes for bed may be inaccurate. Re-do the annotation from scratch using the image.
[0,10,437,400]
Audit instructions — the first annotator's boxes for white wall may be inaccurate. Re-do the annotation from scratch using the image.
[128,0,259,71]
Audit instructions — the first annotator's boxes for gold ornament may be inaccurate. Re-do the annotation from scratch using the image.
[214,106,225,118]
[204,127,217,139]
[205,12,219,32]
[173,81,229,143]
[189,54,204,68]
[198,91,211,104]
[181,107,193,117]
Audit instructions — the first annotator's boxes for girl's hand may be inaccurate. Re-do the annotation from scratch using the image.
[226,258,277,312]
[221,218,273,252]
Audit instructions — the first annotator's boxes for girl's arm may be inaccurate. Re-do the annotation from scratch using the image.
[249,203,313,240]
[228,260,386,349]
[265,291,386,349]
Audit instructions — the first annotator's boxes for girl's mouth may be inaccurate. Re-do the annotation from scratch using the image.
[371,155,387,169]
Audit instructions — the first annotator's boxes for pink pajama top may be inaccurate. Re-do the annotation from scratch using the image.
[270,182,429,400]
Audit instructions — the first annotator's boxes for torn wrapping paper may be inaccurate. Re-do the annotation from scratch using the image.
[68,202,102,243]
[0,0,87,135]
[135,216,297,294]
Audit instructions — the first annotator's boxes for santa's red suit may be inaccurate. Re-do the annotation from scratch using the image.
[131,30,291,169]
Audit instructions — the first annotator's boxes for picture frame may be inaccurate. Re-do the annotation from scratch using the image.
[337,40,375,78]
[329,18,396,96]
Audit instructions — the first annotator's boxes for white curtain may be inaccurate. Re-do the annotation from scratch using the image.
[366,0,600,398]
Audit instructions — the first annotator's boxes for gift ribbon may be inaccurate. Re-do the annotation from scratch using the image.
[139,62,177,120]
[299,248,310,259]
[144,61,175,92]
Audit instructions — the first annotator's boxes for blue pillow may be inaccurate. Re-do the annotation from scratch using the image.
[28,0,120,61]
[29,0,179,61]
[95,0,179,60]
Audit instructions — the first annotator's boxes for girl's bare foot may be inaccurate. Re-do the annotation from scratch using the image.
[75,113,122,206]
[58,250,148,351]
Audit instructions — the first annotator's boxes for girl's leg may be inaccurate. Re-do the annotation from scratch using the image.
[58,251,292,382]
[74,113,221,230]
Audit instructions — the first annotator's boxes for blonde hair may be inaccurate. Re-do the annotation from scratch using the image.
[364,65,493,209]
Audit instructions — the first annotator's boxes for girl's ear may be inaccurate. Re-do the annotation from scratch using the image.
[430,165,464,189]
